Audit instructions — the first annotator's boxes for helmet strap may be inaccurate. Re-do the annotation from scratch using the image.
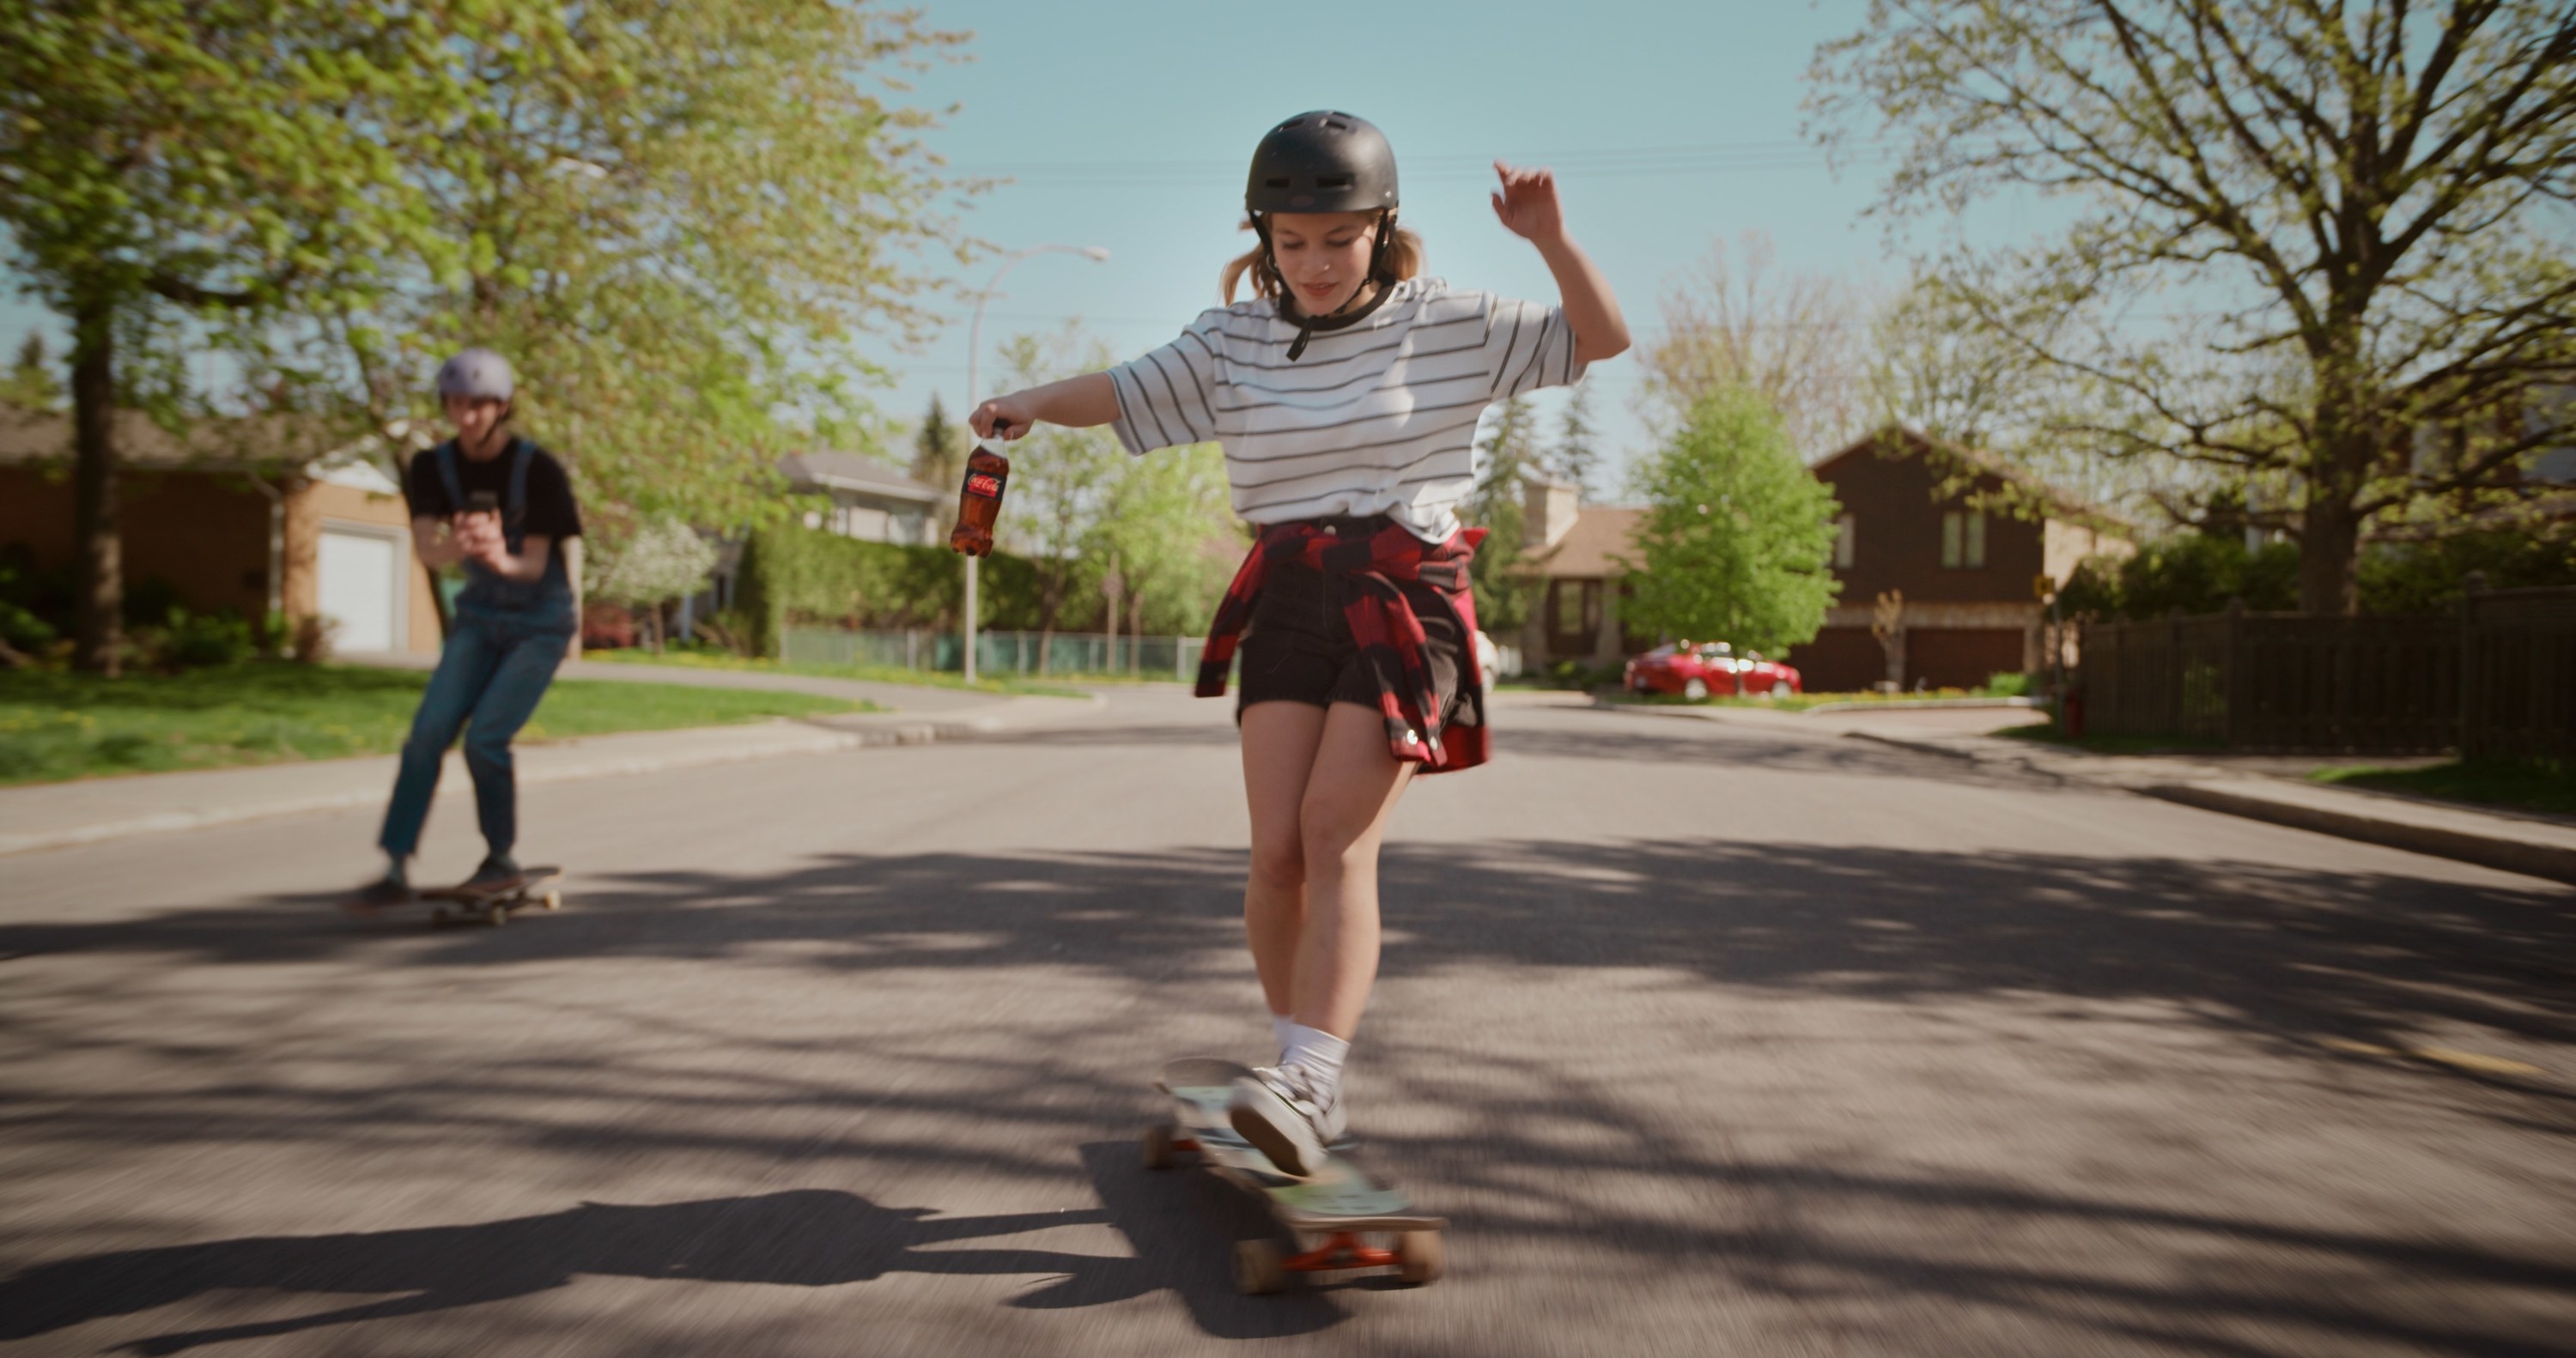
[1264,209,1396,362]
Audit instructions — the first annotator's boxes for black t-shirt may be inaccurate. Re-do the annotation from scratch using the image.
[404,439,583,542]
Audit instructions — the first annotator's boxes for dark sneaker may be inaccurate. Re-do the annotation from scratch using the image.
[462,856,524,893]
[1228,1064,1346,1179]
[343,876,415,917]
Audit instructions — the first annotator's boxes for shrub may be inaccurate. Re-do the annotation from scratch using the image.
[733,524,1046,658]
[1982,671,2033,697]
[0,599,57,653]
[162,609,255,669]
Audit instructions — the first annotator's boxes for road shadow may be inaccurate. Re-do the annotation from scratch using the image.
[0,1189,1146,1355]
[7,832,2575,1351]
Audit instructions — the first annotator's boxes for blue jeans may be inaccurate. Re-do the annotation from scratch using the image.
[378,606,573,860]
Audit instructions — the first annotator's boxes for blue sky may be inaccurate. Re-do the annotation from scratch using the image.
[3,0,1919,495]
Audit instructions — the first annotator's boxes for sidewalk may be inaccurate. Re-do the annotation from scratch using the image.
[1595,696,2576,887]
[0,686,1101,858]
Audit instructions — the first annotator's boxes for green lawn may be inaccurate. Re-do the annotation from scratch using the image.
[582,646,1098,697]
[2311,761,2576,818]
[0,663,875,787]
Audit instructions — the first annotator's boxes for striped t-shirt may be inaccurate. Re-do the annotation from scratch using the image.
[1107,276,1587,542]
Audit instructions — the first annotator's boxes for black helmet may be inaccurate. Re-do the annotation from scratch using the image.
[1246,111,1399,215]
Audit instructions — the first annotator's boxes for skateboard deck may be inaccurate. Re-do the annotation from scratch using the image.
[418,867,563,929]
[1146,1056,1446,1294]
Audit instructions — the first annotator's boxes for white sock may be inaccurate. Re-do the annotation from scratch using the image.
[1279,1022,1350,1109]
[1270,1012,1296,1053]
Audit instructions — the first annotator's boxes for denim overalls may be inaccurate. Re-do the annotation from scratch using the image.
[377,440,578,861]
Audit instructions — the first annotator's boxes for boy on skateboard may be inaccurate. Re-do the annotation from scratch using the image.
[349,349,586,912]
[971,112,1627,1173]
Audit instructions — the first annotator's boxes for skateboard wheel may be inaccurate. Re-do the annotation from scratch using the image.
[1141,1122,1178,1171]
[486,906,509,927]
[1396,1229,1444,1285]
[430,907,452,928]
[541,891,562,911]
[1235,1239,1285,1295]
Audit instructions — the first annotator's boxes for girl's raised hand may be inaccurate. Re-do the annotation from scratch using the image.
[1489,161,1564,245]
[969,396,1032,440]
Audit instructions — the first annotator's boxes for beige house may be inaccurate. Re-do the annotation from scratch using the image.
[1513,475,1645,670]
[0,408,443,655]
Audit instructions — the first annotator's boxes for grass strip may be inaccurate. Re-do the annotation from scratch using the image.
[2310,761,2576,818]
[0,663,872,787]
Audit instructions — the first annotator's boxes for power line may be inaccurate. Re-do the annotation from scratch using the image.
[953,138,1886,186]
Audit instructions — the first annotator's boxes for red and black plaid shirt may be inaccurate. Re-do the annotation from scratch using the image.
[1196,520,1491,774]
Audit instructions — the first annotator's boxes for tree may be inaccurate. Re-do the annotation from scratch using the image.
[1812,2,2576,613]
[1084,441,1238,658]
[912,392,968,496]
[993,326,1123,661]
[306,0,971,534]
[1619,385,1843,654]
[2,334,62,411]
[588,518,720,653]
[1550,378,1601,495]
[1464,395,1544,634]
[0,2,490,672]
[1641,232,1872,458]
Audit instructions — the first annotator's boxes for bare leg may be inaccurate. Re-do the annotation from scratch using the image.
[1291,702,1413,1038]
[1239,701,1327,1017]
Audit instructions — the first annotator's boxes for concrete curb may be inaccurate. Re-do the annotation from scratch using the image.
[2144,781,2576,888]
[1841,725,2576,888]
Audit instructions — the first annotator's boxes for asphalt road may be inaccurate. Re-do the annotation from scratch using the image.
[3,688,2571,1356]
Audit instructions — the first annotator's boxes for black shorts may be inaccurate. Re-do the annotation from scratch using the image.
[1236,517,1467,724]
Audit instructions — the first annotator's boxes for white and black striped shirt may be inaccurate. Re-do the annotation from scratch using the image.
[1107,277,1587,542]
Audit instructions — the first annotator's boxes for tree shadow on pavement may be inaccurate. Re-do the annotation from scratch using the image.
[7,834,2575,1352]
[0,1190,1151,1355]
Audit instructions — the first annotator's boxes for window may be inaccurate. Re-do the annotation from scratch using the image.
[1548,579,1601,645]
[1832,514,1856,569]
[1941,511,1985,569]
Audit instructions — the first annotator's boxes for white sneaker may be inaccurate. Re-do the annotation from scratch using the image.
[1228,1064,1346,1178]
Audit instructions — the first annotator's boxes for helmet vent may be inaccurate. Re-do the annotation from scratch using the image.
[1315,174,1353,189]
[1265,177,1291,188]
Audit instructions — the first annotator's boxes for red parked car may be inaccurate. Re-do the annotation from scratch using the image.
[1624,640,1803,700]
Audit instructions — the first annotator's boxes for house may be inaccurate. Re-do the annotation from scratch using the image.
[1509,429,2133,690]
[780,451,945,547]
[1787,427,2132,692]
[1514,475,1645,670]
[0,409,441,654]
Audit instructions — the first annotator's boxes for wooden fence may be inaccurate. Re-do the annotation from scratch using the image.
[2081,606,2459,752]
[2461,585,2576,764]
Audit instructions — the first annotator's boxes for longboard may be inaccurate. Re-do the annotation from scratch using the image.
[418,866,563,929]
[1146,1056,1446,1294]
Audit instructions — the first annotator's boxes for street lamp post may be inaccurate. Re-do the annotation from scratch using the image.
[959,244,1109,684]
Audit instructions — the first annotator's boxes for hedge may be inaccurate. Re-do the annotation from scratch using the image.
[734,524,1047,657]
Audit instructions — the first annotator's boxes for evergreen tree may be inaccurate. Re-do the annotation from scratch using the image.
[1464,395,1541,634]
[1550,379,1600,496]
[2,333,63,411]
[911,392,965,492]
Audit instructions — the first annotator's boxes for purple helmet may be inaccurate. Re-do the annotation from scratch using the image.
[435,348,514,402]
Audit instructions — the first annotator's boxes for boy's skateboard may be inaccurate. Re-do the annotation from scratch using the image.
[419,867,562,929]
[1145,1057,1446,1294]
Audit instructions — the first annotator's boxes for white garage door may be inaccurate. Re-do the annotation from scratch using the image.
[318,528,399,652]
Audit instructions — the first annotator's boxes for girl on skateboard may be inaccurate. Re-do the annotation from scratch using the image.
[350,349,586,911]
[969,112,1626,1173]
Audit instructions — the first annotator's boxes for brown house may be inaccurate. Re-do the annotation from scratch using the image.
[1788,428,2131,692]
[1509,429,2131,689]
[0,408,443,655]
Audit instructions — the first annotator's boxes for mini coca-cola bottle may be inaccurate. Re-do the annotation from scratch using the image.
[948,429,1012,557]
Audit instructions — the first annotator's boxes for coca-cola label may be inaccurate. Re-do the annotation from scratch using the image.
[964,471,1005,500]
